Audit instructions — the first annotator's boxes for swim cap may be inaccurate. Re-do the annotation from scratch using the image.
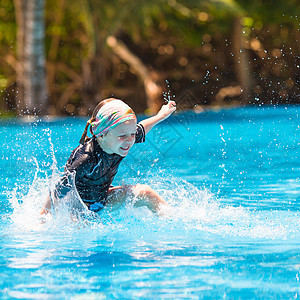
[91,100,136,137]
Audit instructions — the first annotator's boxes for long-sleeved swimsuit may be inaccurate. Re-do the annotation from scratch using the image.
[53,123,145,212]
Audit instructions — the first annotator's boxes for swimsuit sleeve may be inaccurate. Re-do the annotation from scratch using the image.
[52,145,91,201]
[135,123,146,144]
[51,172,75,202]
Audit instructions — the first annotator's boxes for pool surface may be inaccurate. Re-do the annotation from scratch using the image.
[1,106,300,299]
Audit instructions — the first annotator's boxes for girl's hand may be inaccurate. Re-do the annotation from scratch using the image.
[139,101,176,134]
[157,101,176,120]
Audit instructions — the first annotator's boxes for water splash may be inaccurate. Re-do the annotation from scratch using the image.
[163,80,176,103]
[5,141,300,241]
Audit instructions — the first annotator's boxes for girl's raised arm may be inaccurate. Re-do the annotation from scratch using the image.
[139,101,176,134]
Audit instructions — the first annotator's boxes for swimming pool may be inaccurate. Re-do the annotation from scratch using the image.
[1,106,299,299]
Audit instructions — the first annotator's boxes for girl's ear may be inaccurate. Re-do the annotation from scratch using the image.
[97,133,106,141]
[95,135,104,146]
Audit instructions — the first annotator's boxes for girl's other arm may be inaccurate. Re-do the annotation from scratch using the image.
[40,148,90,215]
[139,101,176,134]
[40,195,51,215]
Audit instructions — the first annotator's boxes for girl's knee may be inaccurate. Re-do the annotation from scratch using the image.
[132,184,166,214]
[133,184,155,198]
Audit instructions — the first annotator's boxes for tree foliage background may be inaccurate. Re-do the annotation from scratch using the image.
[0,0,299,116]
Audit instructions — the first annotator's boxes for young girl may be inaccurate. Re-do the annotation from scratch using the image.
[41,98,176,215]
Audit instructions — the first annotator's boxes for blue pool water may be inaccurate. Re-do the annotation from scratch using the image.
[1,106,300,299]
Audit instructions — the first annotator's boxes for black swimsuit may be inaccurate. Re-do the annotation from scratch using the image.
[53,123,145,211]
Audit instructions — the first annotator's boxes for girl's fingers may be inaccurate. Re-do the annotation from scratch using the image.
[166,101,176,109]
[170,103,176,109]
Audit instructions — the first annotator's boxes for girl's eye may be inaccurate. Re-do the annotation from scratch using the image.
[119,132,136,138]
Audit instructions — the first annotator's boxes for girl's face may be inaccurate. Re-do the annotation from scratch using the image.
[97,119,137,156]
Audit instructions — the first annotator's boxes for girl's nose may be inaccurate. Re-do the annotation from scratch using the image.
[126,135,134,143]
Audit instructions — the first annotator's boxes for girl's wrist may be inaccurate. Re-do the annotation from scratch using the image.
[156,112,169,121]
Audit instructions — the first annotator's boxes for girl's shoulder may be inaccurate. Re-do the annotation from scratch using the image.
[68,138,102,165]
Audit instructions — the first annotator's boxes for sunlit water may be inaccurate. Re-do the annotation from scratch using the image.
[1,106,300,299]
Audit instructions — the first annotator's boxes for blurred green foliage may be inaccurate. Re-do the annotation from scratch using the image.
[0,0,299,115]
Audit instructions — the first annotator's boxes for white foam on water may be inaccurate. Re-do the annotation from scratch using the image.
[6,149,300,242]
[135,177,300,241]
